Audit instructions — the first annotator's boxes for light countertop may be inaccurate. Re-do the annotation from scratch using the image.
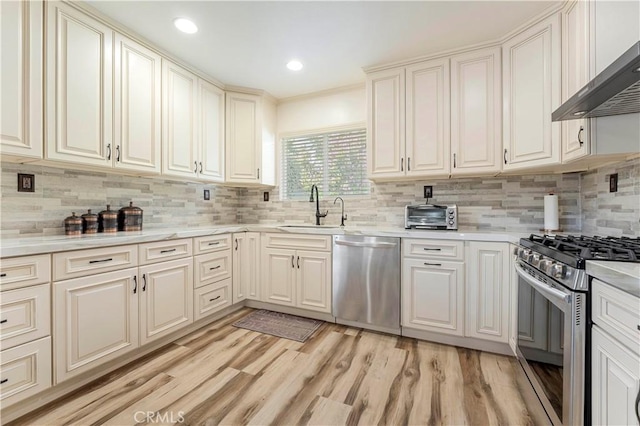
[587,261,640,298]
[0,224,528,258]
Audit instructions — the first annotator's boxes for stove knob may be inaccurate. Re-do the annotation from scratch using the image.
[523,249,532,261]
[539,259,551,270]
[530,253,542,266]
[549,262,566,279]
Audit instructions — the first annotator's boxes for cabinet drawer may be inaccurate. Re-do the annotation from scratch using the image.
[53,245,137,281]
[0,255,50,291]
[1,284,50,351]
[138,239,192,265]
[592,279,640,353]
[194,252,232,288]
[0,337,52,407]
[263,233,331,251]
[402,239,464,261]
[194,234,232,255]
[194,279,231,321]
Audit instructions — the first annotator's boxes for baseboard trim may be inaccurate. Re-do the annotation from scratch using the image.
[401,327,514,356]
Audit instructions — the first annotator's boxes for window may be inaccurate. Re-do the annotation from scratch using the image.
[280,128,369,200]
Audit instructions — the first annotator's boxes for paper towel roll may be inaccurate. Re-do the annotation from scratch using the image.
[544,194,559,231]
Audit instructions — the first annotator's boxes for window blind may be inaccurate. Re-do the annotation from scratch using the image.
[281,128,369,200]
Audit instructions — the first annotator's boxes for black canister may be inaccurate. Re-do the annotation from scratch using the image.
[118,201,143,232]
[99,204,118,233]
[64,212,82,236]
[81,209,99,234]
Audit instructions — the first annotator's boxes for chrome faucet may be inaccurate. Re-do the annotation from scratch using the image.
[334,197,347,227]
[309,184,328,226]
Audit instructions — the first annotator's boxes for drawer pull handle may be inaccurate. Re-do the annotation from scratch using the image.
[0,319,7,324]
[423,248,441,251]
[0,379,7,384]
[89,258,113,264]
[209,296,221,302]
[0,273,6,277]
[133,275,137,294]
[160,249,176,254]
[209,266,221,271]
[142,274,147,292]
[208,242,220,246]
[424,262,442,267]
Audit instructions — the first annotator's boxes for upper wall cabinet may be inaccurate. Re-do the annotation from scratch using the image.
[502,13,561,171]
[561,0,591,163]
[450,47,502,176]
[45,1,113,167]
[367,59,450,180]
[225,92,276,186]
[113,34,162,174]
[0,0,43,160]
[198,79,225,182]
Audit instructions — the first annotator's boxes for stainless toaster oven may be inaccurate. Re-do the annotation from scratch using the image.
[405,204,458,230]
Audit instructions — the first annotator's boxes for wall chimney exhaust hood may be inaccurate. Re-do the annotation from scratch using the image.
[552,41,640,121]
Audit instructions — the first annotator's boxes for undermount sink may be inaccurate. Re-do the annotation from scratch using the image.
[279,225,342,229]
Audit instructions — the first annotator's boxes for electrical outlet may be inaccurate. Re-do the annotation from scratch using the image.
[609,174,618,193]
[263,191,269,202]
[204,189,210,200]
[423,185,433,198]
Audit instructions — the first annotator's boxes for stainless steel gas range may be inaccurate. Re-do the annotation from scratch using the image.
[514,234,640,426]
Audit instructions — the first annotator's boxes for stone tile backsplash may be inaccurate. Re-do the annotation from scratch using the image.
[1,157,638,238]
[0,163,241,238]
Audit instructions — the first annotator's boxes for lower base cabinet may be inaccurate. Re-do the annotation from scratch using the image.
[592,326,640,426]
[232,232,260,303]
[0,337,52,407]
[194,278,231,321]
[402,259,464,336]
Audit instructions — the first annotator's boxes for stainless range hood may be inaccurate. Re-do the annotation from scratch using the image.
[552,41,640,121]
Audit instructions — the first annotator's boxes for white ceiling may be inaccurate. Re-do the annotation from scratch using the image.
[86,1,561,99]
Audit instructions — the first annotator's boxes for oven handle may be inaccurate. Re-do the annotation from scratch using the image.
[515,263,571,306]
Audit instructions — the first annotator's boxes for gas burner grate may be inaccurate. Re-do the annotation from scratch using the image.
[527,234,640,262]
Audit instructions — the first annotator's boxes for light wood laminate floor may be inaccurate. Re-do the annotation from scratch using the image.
[10,308,550,425]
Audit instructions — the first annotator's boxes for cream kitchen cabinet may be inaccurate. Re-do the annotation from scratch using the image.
[465,242,510,343]
[193,234,232,320]
[225,92,276,186]
[0,0,43,160]
[138,258,193,345]
[45,1,113,167]
[261,234,332,314]
[162,59,225,182]
[0,337,52,408]
[113,34,162,174]
[232,232,260,303]
[367,59,450,179]
[402,239,465,336]
[561,0,591,163]
[591,279,640,426]
[502,13,562,171]
[450,47,502,175]
[53,241,194,382]
[0,284,50,351]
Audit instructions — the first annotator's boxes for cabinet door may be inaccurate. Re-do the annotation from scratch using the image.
[53,268,138,383]
[561,0,590,163]
[466,242,510,343]
[232,233,247,303]
[296,250,331,313]
[162,59,198,178]
[139,258,193,346]
[450,47,502,175]
[0,337,51,408]
[113,34,161,174]
[198,79,225,182]
[592,326,640,426]
[0,283,50,351]
[0,0,43,159]
[405,59,450,177]
[366,68,405,179]
[45,1,112,167]
[402,258,464,336]
[245,232,261,301]
[226,92,261,184]
[261,247,296,307]
[503,14,561,170]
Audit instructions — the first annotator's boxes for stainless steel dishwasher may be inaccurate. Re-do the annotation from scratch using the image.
[332,235,400,334]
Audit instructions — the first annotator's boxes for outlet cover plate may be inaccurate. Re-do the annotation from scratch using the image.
[609,174,618,193]
[424,186,433,198]
[204,189,210,200]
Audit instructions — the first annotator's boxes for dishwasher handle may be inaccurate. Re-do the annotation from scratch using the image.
[335,240,397,249]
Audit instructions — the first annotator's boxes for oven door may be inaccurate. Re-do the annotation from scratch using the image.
[515,260,586,426]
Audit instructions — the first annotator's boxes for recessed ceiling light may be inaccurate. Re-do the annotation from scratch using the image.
[287,60,303,71]
[174,18,198,34]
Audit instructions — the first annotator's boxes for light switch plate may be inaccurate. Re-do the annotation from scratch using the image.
[204,189,210,200]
